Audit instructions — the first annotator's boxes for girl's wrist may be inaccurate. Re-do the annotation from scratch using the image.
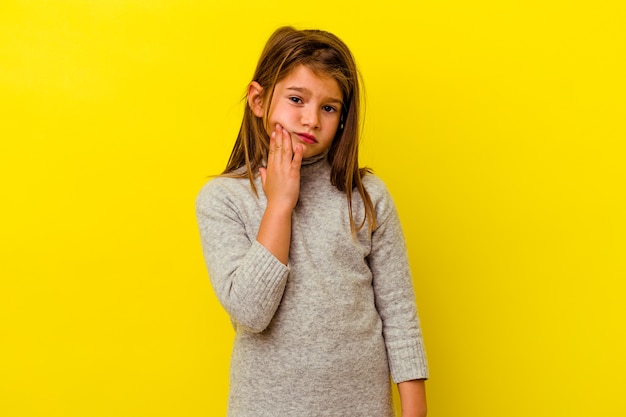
[398,379,427,417]
[265,201,295,217]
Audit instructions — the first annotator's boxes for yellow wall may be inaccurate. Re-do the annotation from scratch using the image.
[1,1,624,416]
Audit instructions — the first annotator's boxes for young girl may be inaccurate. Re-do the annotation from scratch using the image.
[197,26,428,417]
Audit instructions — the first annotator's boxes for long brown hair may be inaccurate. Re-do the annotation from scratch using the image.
[223,26,376,233]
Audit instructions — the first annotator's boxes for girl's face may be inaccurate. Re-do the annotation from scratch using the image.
[256,65,343,159]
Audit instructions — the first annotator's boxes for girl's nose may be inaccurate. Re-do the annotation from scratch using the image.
[301,108,320,128]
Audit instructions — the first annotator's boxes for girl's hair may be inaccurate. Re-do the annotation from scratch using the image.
[223,26,376,233]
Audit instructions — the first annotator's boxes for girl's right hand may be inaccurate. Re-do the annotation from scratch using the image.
[256,124,303,265]
[259,123,305,211]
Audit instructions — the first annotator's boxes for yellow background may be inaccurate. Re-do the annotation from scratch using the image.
[1,1,624,416]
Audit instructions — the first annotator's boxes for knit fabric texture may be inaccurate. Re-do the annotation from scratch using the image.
[196,154,428,416]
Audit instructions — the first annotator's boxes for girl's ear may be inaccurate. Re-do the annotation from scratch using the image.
[247,81,265,118]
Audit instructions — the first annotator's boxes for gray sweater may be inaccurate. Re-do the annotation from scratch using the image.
[196,153,428,416]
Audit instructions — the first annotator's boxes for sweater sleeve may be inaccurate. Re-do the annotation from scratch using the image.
[196,179,290,333]
[367,180,429,383]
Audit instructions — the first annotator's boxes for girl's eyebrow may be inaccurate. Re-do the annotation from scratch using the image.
[287,86,343,105]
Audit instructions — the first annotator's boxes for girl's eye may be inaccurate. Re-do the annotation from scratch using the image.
[289,96,303,104]
[322,105,337,113]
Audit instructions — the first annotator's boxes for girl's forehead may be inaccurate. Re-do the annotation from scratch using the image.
[277,65,342,99]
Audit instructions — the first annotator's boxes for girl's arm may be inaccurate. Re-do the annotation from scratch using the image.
[257,124,304,264]
[196,124,303,333]
[398,379,427,417]
[367,180,428,382]
[364,177,429,406]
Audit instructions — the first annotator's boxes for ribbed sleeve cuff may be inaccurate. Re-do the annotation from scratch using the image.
[387,338,429,383]
[242,241,289,316]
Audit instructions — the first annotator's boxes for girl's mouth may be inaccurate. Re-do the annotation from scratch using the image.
[296,132,317,144]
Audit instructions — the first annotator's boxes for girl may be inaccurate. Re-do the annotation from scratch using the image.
[197,26,428,416]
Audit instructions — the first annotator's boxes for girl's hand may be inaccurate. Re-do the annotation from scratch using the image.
[259,123,305,211]
[256,124,305,264]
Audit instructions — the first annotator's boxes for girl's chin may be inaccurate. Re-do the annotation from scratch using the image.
[302,148,325,159]
[292,141,313,158]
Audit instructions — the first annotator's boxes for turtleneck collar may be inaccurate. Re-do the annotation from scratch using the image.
[257,150,329,173]
[301,150,329,166]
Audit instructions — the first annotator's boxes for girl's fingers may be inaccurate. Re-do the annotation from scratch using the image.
[268,124,285,166]
[269,124,295,165]
[268,123,303,170]
[274,124,283,153]
[279,124,292,155]
[259,167,266,187]
[263,123,301,208]
[292,143,304,167]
